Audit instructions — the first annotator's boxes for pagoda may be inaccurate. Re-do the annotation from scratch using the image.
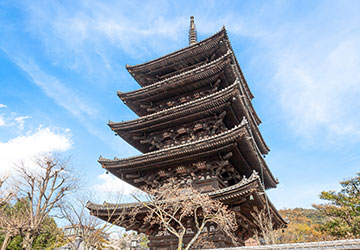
[87,17,286,248]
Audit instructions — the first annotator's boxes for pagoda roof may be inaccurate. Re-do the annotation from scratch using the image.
[119,51,261,128]
[126,26,254,104]
[110,81,269,155]
[208,171,285,227]
[101,119,277,189]
[110,81,240,149]
[126,27,254,101]
[118,50,235,116]
[126,27,228,87]
[86,171,286,232]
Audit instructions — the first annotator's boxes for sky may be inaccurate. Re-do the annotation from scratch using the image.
[0,0,360,210]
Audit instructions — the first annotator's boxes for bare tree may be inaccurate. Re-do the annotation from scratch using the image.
[105,231,149,250]
[132,179,239,250]
[251,207,277,245]
[0,154,77,250]
[58,197,118,249]
[0,176,22,250]
[0,177,13,207]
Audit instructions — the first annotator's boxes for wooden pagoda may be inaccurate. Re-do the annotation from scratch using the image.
[87,17,286,248]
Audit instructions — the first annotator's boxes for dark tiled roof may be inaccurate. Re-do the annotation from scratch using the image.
[101,118,249,167]
[87,171,285,229]
[101,118,277,188]
[109,81,240,130]
[118,50,234,102]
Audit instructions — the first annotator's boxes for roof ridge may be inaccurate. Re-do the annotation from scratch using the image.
[208,170,260,195]
[109,79,239,126]
[100,117,248,163]
[87,171,258,210]
[118,50,233,97]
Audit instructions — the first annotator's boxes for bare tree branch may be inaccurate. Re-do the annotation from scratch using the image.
[0,153,77,250]
[128,179,239,250]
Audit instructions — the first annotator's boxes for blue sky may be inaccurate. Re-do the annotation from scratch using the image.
[0,0,360,209]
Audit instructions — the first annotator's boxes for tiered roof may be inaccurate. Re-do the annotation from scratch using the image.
[114,29,269,155]
[89,19,285,241]
[87,171,285,233]
[117,51,236,116]
[102,118,277,189]
[126,28,229,86]
[111,80,268,154]
[98,24,279,194]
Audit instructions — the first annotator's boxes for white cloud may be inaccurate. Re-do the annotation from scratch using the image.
[0,109,31,130]
[94,172,137,196]
[0,104,7,108]
[14,115,31,131]
[0,126,72,177]
[0,116,5,126]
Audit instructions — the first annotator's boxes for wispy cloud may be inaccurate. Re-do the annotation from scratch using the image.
[13,115,31,131]
[0,108,31,131]
[4,0,358,147]
[272,36,360,143]
[0,46,99,120]
[0,104,7,108]
[16,59,98,119]
[191,1,360,146]
[0,106,72,177]
[19,1,188,79]
[265,24,360,145]
[0,116,5,126]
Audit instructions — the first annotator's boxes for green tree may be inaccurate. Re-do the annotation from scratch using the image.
[313,173,360,238]
[6,235,22,250]
[0,200,59,249]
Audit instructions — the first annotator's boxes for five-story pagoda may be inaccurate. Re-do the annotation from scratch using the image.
[87,17,286,248]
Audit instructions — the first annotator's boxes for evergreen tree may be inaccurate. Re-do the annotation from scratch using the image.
[313,173,360,238]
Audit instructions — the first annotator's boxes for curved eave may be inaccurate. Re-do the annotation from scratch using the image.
[258,191,288,227]
[124,26,256,122]
[223,28,254,100]
[87,173,285,228]
[233,88,269,155]
[101,119,278,189]
[117,51,234,116]
[112,80,269,156]
[209,171,261,200]
[101,120,248,170]
[210,172,285,227]
[119,50,233,100]
[251,121,270,155]
[109,81,240,133]
[86,174,259,213]
[239,129,277,188]
[126,27,227,86]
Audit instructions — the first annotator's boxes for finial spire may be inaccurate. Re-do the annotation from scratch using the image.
[189,16,197,46]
